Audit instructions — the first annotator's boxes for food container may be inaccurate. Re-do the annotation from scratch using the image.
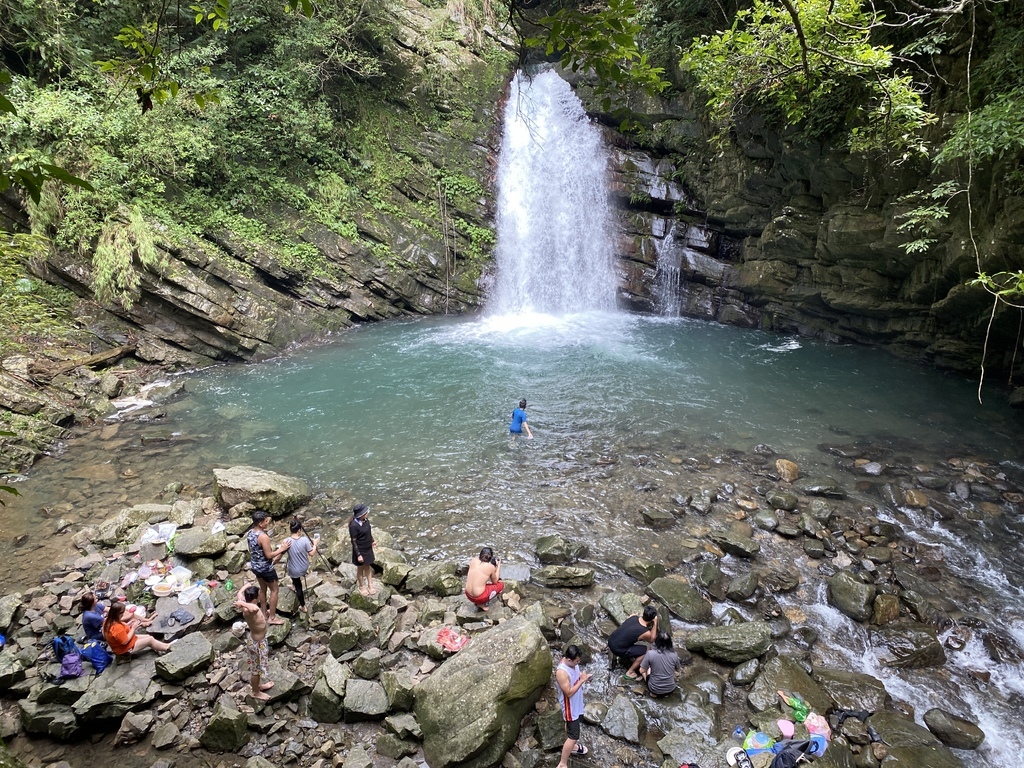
[145,575,162,587]
[169,565,193,586]
[152,582,173,597]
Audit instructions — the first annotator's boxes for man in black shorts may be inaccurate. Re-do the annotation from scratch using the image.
[607,604,658,680]
[555,645,592,768]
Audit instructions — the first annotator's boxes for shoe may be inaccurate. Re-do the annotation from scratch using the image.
[573,744,588,755]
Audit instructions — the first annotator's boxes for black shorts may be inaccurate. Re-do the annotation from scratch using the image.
[565,718,581,741]
[612,643,647,659]
[253,567,279,583]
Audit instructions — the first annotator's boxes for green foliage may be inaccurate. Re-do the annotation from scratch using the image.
[939,87,1024,165]
[681,0,934,158]
[895,180,962,255]
[91,205,163,308]
[970,271,1024,306]
[525,0,670,111]
[0,233,79,355]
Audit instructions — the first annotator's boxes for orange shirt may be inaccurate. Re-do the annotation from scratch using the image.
[104,621,135,655]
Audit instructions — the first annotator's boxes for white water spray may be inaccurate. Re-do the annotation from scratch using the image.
[490,70,618,316]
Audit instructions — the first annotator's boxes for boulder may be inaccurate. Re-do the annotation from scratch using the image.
[155,632,215,682]
[343,679,389,721]
[18,700,80,740]
[172,527,227,558]
[685,622,772,663]
[873,622,946,668]
[866,711,961,768]
[531,566,595,588]
[535,535,589,563]
[748,656,832,715]
[213,466,311,517]
[72,657,161,722]
[709,530,760,558]
[775,459,800,482]
[406,561,459,595]
[647,577,712,623]
[827,571,875,622]
[797,478,847,498]
[382,669,415,711]
[200,698,249,751]
[599,592,647,626]
[601,694,645,743]
[812,667,889,712]
[0,654,25,690]
[385,712,422,740]
[415,617,551,768]
[923,708,985,749]
[310,677,343,723]
[623,558,666,584]
[0,593,22,633]
[115,711,154,745]
[151,721,180,749]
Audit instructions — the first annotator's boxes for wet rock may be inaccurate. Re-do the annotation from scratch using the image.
[406,561,459,595]
[535,534,589,564]
[804,539,825,558]
[748,656,832,715]
[776,459,800,482]
[731,658,760,685]
[873,622,946,668]
[212,466,312,517]
[812,667,889,712]
[903,489,928,508]
[753,509,779,530]
[872,594,901,625]
[726,572,759,601]
[765,488,798,511]
[982,629,1024,664]
[172,528,227,558]
[602,693,646,743]
[686,622,772,663]
[760,569,800,594]
[623,557,665,584]
[647,577,712,623]
[866,711,961,768]
[381,561,414,586]
[709,529,760,558]
[641,507,676,528]
[798,478,847,498]
[827,571,876,622]
[531,566,594,588]
[415,617,550,768]
[923,708,985,749]
[656,722,719,765]
[599,592,646,625]
[199,697,249,752]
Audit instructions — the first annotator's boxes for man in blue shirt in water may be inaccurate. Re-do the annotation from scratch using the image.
[509,399,533,439]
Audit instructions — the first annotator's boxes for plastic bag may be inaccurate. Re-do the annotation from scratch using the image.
[436,626,469,652]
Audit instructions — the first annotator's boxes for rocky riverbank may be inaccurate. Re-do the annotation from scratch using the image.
[2,448,1022,768]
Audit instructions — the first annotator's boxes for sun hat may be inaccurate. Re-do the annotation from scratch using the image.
[353,504,369,518]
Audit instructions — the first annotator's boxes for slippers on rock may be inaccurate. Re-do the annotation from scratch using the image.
[573,744,588,755]
[622,674,639,682]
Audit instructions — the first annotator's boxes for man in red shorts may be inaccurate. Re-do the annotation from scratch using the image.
[465,547,504,611]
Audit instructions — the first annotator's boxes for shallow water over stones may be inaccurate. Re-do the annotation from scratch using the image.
[2,313,1023,767]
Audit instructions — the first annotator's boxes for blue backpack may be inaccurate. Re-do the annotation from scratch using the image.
[52,634,78,661]
[80,641,113,674]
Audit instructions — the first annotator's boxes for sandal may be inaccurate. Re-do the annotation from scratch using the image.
[573,744,588,756]
[622,674,639,682]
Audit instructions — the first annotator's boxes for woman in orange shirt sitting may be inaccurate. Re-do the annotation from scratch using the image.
[102,603,172,656]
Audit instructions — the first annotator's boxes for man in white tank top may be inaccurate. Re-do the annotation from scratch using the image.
[555,645,592,767]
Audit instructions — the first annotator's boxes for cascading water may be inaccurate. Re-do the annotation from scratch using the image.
[489,69,618,315]
[654,222,683,316]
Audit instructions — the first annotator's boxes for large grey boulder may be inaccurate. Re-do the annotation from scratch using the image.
[531,566,594,588]
[923,708,985,750]
[405,561,459,595]
[748,656,832,715]
[647,577,712,623]
[344,679,389,721]
[213,466,311,517]
[685,622,772,663]
[0,593,22,634]
[18,700,80,740]
[172,527,227,558]
[415,617,551,768]
[535,535,589,563]
[601,694,646,743]
[72,657,161,722]
[873,622,946,668]
[812,667,890,712]
[599,592,647,626]
[866,711,962,768]
[200,697,249,751]
[155,632,215,682]
[827,571,875,622]
[0,654,25,690]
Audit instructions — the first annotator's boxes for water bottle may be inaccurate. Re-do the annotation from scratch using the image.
[225,579,234,592]
[199,587,215,618]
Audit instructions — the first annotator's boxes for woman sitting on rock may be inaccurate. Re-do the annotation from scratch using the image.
[102,602,172,657]
[640,631,681,696]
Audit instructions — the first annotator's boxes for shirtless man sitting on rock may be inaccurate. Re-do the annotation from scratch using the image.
[235,584,276,701]
[465,547,504,611]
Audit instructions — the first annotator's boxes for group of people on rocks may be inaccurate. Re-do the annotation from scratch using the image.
[78,589,174,658]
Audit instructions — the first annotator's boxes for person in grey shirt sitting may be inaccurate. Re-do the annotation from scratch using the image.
[640,631,682,696]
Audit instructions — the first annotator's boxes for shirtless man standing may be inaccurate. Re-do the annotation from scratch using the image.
[465,547,504,611]
[235,585,275,701]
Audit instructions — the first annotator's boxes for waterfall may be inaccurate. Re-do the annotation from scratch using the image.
[490,70,618,315]
[654,222,682,316]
